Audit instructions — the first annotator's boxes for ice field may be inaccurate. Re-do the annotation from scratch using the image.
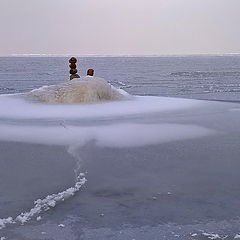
[0,56,240,239]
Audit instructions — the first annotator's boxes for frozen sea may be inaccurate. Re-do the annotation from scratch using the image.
[0,55,240,240]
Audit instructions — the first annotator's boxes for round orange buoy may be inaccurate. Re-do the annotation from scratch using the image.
[69,57,77,64]
[69,63,77,69]
[70,69,78,74]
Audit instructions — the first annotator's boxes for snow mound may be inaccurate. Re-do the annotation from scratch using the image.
[30,76,130,103]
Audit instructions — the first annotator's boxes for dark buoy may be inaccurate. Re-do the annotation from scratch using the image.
[70,68,78,74]
[69,63,77,69]
[69,57,80,80]
[70,74,80,80]
[69,57,77,64]
[87,68,94,76]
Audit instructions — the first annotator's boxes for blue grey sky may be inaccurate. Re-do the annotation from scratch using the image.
[0,0,239,55]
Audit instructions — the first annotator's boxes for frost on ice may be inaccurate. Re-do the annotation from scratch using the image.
[0,173,86,230]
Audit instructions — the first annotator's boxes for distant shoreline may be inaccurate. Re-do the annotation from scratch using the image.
[0,53,240,58]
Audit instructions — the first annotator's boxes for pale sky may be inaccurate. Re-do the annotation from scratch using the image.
[0,0,240,55]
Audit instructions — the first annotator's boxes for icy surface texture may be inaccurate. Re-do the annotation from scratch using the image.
[30,76,128,103]
[1,56,240,239]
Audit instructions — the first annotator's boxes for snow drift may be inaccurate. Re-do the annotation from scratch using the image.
[30,76,129,103]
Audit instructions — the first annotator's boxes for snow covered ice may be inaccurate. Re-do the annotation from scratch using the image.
[30,76,128,103]
[1,56,240,240]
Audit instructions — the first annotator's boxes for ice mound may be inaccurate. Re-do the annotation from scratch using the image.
[30,76,129,103]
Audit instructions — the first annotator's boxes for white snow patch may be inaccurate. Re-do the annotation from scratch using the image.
[16,173,86,225]
[235,234,240,239]
[30,77,128,103]
[0,217,14,230]
[0,173,86,230]
[202,232,221,239]
[0,94,204,120]
[0,123,215,148]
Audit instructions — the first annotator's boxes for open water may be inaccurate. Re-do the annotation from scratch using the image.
[1,55,240,100]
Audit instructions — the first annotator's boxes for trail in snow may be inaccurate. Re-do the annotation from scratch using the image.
[0,146,86,231]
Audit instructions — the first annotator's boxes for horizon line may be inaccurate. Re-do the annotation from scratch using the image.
[0,53,240,57]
